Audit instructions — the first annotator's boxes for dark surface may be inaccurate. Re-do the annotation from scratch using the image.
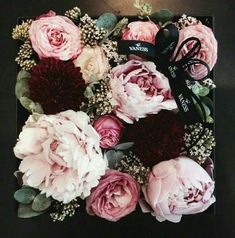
[0,0,235,237]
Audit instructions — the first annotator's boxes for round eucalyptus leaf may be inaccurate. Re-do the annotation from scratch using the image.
[114,142,134,151]
[198,86,210,97]
[18,204,44,218]
[106,150,124,169]
[14,188,36,204]
[31,194,52,212]
[151,9,173,24]
[192,84,200,95]
[15,77,30,99]
[17,70,31,81]
[19,97,44,114]
[96,13,118,31]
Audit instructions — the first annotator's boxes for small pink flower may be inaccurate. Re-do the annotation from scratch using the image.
[86,169,140,221]
[122,21,159,44]
[93,115,124,149]
[140,156,215,223]
[174,23,218,79]
[29,13,82,61]
[110,60,177,123]
[73,46,110,84]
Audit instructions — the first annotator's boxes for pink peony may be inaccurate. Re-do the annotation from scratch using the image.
[86,169,140,221]
[29,13,82,61]
[73,46,110,84]
[93,115,124,149]
[109,60,177,123]
[122,21,159,44]
[14,110,107,203]
[140,156,215,223]
[174,23,218,79]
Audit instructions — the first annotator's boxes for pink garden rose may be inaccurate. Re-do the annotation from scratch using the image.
[73,46,110,84]
[29,12,82,61]
[122,21,159,44]
[14,110,107,203]
[140,156,215,223]
[110,60,177,123]
[93,115,124,149]
[174,23,218,79]
[86,169,140,221]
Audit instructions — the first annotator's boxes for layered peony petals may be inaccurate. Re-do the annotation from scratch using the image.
[14,110,107,203]
[140,157,215,223]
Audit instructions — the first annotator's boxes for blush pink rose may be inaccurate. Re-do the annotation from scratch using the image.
[86,169,140,221]
[93,115,124,149]
[14,110,107,203]
[110,60,177,123]
[122,21,159,44]
[29,13,82,61]
[140,156,215,223]
[73,46,110,84]
[174,23,218,79]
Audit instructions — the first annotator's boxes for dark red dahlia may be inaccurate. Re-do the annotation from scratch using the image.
[123,111,185,167]
[28,58,86,114]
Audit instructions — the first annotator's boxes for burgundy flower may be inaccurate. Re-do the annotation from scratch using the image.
[123,111,185,167]
[28,58,86,114]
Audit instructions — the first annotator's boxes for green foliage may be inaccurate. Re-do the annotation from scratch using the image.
[19,97,44,114]
[151,9,174,25]
[18,204,44,218]
[96,13,118,31]
[14,188,36,204]
[31,194,52,212]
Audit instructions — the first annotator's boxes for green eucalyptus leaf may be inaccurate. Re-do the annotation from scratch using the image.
[19,97,44,114]
[192,84,200,95]
[17,70,31,81]
[206,115,214,123]
[15,78,30,99]
[31,194,52,212]
[201,96,214,110]
[203,103,211,116]
[198,86,210,97]
[106,150,124,169]
[84,86,94,98]
[96,13,117,31]
[18,204,44,218]
[106,150,116,161]
[195,102,211,120]
[14,188,36,204]
[151,9,173,24]
[14,171,23,186]
[114,142,134,151]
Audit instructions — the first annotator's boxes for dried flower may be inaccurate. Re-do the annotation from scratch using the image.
[80,14,106,47]
[15,40,36,71]
[50,199,80,222]
[83,77,113,118]
[102,40,127,65]
[176,14,200,30]
[12,19,33,40]
[182,123,216,164]
[201,78,216,89]
[64,7,81,21]
[116,151,150,185]
[134,0,152,19]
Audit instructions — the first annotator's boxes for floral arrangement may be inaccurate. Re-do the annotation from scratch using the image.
[12,1,217,223]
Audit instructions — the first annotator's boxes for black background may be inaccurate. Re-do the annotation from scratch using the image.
[0,0,235,237]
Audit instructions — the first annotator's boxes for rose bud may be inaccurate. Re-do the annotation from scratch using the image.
[93,115,124,149]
